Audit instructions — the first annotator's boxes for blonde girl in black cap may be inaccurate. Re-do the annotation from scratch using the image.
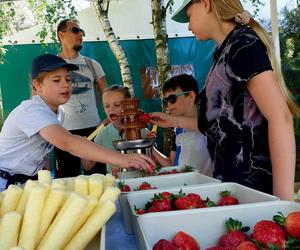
[151,0,300,200]
[0,54,154,190]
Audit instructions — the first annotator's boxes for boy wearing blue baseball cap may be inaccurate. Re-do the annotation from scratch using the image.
[0,54,154,190]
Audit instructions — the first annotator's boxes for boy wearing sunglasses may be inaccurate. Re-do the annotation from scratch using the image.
[153,74,212,176]
[55,19,108,178]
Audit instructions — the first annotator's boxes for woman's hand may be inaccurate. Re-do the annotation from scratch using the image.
[150,112,199,131]
[150,112,176,128]
[118,153,155,173]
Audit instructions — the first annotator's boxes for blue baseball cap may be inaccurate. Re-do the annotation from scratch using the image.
[171,0,193,23]
[31,54,79,80]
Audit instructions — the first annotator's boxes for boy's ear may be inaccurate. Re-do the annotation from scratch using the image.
[189,91,197,102]
[32,79,41,92]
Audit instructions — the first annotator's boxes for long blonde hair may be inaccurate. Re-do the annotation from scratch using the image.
[210,0,300,116]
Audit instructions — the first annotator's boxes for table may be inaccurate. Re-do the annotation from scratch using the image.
[106,201,138,250]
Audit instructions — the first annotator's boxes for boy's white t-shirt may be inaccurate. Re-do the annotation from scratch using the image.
[174,128,213,176]
[62,54,105,130]
[0,95,63,176]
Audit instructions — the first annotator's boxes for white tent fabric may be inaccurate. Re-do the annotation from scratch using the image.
[3,0,281,63]
[3,0,193,45]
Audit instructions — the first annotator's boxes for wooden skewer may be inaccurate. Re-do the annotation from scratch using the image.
[87,123,105,141]
[151,124,158,133]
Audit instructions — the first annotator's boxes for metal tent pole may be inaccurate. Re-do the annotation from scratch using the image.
[270,0,281,64]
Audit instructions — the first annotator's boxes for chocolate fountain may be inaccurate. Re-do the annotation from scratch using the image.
[112,98,155,179]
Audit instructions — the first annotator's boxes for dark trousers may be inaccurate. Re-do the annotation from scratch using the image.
[54,126,106,178]
[0,169,38,188]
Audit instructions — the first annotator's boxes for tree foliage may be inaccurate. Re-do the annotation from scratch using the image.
[28,0,77,44]
[279,5,300,150]
[0,1,15,63]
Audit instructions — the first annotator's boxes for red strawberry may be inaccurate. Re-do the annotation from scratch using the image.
[186,193,206,208]
[206,247,236,250]
[150,192,173,212]
[218,218,249,248]
[237,241,259,250]
[172,231,200,250]
[151,199,172,212]
[186,193,202,201]
[135,208,145,215]
[140,113,151,124]
[148,205,160,213]
[174,190,200,210]
[217,191,239,206]
[161,192,173,200]
[218,231,248,248]
[138,181,153,190]
[153,239,176,250]
[169,169,179,174]
[274,211,300,239]
[118,181,131,192]
[157,172,167,175]
[252,220,285,249]
[284,211,300,239]
[175,196,199,210]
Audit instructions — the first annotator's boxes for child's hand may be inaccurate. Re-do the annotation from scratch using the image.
[117,153,155,173]
[150,112,176,128]
[147,131,157,139]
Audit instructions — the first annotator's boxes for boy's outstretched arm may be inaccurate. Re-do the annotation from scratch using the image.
[39,125,155,173]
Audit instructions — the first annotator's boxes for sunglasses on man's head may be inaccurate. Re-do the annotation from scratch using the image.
[162,91,189,106]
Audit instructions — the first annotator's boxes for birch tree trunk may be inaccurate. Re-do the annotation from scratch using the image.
[151,0,171,95]
[151,0,172,154]
[93,1,133,94]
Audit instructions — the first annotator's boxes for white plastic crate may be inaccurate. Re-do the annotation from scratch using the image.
[137,201,300,250]
[117,172,220,234]
[126,182,278,236]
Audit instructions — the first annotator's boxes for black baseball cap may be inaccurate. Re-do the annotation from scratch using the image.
[31,54,79,80]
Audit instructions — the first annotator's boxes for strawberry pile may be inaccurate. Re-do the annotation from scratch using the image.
[155,165,194,176]
[153,231,200,250]
[207,211,300,250]
[118,181,157,192]
[134,190,239,214]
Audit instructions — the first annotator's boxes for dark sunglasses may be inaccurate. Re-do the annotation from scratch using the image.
[64,26,85,36]
[162,91,189,106]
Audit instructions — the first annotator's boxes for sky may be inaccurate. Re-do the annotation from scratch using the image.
[243,0,297,20]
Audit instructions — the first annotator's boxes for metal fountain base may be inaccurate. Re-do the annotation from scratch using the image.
[112,138,155,179]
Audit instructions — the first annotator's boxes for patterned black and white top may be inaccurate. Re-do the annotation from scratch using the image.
[198,25,273,194]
